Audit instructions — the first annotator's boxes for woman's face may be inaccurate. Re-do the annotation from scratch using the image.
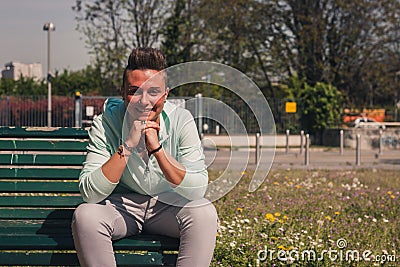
[122,69,168,122]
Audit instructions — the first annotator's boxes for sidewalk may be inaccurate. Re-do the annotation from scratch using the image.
[204,147,400,171]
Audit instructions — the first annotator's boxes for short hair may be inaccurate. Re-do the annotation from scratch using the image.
[122,47,167,87]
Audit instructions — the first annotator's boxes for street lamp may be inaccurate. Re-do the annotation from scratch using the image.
[43,22,55,127]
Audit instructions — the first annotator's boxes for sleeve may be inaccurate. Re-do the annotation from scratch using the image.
[78,115,118,203]
[172,109,208,200]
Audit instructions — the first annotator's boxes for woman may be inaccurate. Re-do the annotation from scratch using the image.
[72,47,218,267]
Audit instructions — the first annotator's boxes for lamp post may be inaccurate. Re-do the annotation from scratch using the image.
[43,22,55,127]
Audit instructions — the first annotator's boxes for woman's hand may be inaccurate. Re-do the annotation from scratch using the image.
[143,120,161,151]
[125,120,146,148]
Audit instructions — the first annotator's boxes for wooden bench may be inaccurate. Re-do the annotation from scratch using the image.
[0,127,179,266]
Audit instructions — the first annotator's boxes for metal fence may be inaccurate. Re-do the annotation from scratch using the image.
[0,95,301,133]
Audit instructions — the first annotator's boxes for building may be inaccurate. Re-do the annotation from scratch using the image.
[1,61,43,81]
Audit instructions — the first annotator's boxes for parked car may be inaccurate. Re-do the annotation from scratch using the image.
[352,117,386,129]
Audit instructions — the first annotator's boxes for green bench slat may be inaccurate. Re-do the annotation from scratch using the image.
[0,220,71,235]
[0,127,89,139]
[0,208,75,219]
[0,168,81,179]
[0,140,88,151]
[0,251,177,266]
[0,196,82,207]
[0,235,179,251]
[0,154,86,166]
[0,181,79,192]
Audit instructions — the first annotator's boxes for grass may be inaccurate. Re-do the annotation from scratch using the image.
[210,169,399,266]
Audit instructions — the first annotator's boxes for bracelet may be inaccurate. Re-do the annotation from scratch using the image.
[148,144,162,157]
[120,139,136,153]
[117,144,132,158]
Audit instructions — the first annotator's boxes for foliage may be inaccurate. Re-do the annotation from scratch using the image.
[72,0,172,93]
[0,66,116,97]
[280,76,342,134]
[211,169,400,266]
[0,77,46,95]
[299,82,343,134]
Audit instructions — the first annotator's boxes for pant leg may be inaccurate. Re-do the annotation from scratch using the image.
[71,200,141,267]
[144,198,218,267]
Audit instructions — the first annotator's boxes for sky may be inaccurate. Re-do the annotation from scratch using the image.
[0,0,91,75]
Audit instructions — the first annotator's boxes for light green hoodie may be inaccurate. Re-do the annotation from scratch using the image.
[79,98,208,204]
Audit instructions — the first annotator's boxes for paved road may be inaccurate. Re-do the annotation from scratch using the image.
[204,147,400,171]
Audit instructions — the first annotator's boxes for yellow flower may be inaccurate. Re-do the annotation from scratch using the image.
[295,185,302,189]
[265,213,276,222]
[274,212,281,217]
[334,211,340,215]
[273,182,280,185]
[237,207,243,212]
[387,191,393,195]
[283,215,288,220]
[325,216,332,221]
[390,195,395,199]
[278,245,287,250]
[279,219,284,223]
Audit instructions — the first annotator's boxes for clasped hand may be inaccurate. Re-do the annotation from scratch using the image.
[125,120,160,152]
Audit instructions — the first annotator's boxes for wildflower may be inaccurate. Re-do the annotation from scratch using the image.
[278,245,287,250]
[274,212,281,217]
[387,191,392,195]
[243,219,250,224]
[325,216,332,221]
[372,218,377,223]
[357,218,362,223]
[254,217,259,224]
[274,182,280,185]
[334,211,340,215]
[265,213,276,222]
[283,215,288,220]
[383,218,389,223]
[390,195,395,199]
[237,207,243,212]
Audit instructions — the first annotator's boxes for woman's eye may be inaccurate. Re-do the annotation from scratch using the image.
[127,87,141,95]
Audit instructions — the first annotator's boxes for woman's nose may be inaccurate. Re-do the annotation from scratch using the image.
[139,93,150,105]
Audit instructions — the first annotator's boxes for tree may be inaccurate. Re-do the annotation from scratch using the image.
[73,0,172,94]
[274,0,400,107]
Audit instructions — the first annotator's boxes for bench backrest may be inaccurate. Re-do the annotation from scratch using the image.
[0,127,89,220]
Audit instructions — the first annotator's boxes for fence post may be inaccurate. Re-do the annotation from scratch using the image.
[305,134,310,166]
[286,129,290,154]
[379,129,383,155]
[340,130,344,155]
[255,133,260,164]
[195,93,203,136]
[75,92,82,128]
[356,134,361,166]
[300,130,304,154]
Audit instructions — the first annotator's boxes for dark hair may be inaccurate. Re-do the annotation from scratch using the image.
[122,47,167,87]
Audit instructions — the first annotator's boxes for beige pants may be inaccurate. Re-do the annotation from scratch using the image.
[71,192,218,267]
